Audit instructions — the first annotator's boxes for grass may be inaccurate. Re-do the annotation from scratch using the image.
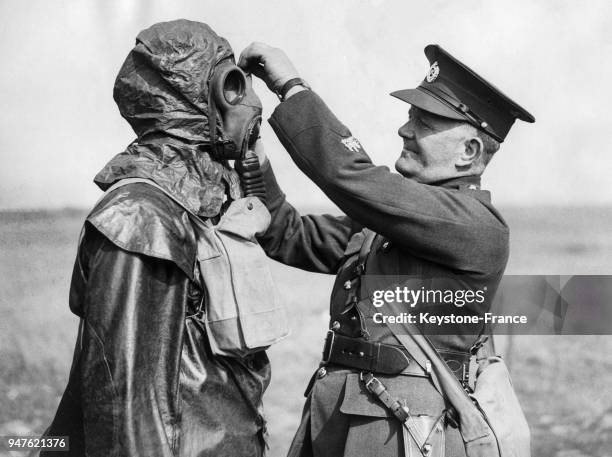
[1,207,612,456]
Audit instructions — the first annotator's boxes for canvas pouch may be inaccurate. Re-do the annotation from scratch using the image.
[191,197,289,357]
[97,178,289,358]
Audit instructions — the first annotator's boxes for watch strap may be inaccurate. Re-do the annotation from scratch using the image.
[277,77,310,101]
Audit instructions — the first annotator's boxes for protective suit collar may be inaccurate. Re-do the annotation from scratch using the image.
[94,137,241,217]
[95,19,249,217]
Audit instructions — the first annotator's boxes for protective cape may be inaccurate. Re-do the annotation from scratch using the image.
[95,19,242,217]
[43,20,270,456]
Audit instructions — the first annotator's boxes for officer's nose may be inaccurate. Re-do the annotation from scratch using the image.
[398,120,415,140]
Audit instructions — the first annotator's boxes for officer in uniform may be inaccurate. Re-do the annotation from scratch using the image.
[238,43,534,456]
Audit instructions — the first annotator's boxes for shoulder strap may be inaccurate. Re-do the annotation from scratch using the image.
[354,230,436,381]
[393,319,493,442]
[94,177,197,216]
[354,230,494,442]
[356,230,376,274]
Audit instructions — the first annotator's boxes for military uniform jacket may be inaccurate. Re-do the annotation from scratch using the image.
[258,90,509,457]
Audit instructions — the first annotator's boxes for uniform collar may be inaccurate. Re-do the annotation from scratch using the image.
[430,175,482,191]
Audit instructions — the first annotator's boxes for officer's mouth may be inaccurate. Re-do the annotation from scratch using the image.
[401,147,418,159]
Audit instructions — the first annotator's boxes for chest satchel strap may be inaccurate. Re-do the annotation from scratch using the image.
[354,232,498,454]
[353,232,445,455]
[355,230,376,274]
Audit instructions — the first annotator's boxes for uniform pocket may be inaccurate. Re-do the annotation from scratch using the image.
[340,373,446,418]
[339,374,448,457]
[340,373,391,418]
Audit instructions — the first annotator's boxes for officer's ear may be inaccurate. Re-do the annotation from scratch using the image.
[456,135,483,169]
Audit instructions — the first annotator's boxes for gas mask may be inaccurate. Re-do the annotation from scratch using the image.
[107,20,266,215]
[208,59,263,161]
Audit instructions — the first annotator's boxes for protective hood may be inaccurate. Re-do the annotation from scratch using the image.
[95,19,248,217]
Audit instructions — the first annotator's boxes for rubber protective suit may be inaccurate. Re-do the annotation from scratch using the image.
[43,20,269,457]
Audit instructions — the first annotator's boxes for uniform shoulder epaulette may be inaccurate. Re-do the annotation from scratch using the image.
[86,182,197,280]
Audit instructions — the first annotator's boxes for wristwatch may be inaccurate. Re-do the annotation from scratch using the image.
[277,77,311,101]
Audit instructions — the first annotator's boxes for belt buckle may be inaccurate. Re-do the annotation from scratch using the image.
[322,330,336,363]
[360,371,378,392]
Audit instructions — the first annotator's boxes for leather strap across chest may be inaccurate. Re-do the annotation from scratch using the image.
[322,230,470,383]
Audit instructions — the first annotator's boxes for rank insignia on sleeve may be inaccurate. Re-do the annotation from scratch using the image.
[341,136,362,152]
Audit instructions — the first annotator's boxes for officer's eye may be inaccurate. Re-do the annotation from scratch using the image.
[416,116,433,131]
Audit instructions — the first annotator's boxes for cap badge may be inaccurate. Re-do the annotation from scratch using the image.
[341,136,362,152]
[426,61,440,83]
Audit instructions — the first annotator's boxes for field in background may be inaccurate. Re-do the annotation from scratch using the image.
[1,207,612,457]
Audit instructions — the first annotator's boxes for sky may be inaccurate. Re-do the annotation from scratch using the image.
[0,0,611,210]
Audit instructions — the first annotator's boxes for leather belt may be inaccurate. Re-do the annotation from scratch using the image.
[322,331,470,382]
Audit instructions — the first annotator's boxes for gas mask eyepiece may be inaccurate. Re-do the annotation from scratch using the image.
[213,65,247,107]
[208,61,262,161]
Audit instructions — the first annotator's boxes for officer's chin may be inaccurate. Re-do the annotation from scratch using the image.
[395,157,418,180]
[397,161,431,184]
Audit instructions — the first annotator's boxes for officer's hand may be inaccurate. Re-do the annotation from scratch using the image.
[238,42,300,94]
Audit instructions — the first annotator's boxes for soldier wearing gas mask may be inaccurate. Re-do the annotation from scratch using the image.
[42,20,285,457]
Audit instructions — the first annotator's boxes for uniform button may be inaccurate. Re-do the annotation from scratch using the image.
[317,367,327,378]
[358,351,365,358]
[343,280,352,290]
[247,202,254,210]
[350,315,357,321]
[331,321,341,331]
[382,241,390,250]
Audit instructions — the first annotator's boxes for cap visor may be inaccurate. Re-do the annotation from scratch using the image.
[390,88,467,122]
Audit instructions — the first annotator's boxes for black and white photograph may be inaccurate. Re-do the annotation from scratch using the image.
[1,1,611,456]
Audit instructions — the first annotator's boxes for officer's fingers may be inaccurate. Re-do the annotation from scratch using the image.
[239,43,290,75]
[238,42,272,72]
[239,43,299,93]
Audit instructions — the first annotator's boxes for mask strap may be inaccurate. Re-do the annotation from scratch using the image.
[207,78,219,158]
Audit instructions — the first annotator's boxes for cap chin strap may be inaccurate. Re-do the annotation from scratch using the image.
[419,86,503,142]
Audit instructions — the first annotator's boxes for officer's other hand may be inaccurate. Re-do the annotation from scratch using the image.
[238,42,300,94]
